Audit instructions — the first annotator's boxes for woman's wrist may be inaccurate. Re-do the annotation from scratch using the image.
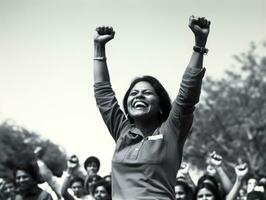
[94,42,106,57]
[193,45,208,54]
[194,36,207,47]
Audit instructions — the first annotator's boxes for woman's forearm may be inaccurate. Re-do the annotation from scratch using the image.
[187,51,204,70]
[93,26,115,83]
[93,43,110,83]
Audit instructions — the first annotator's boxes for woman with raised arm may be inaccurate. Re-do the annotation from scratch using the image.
[93,16,210,200]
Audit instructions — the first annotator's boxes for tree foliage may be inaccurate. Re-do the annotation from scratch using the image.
[184,42,266,177]
[0,121,67,178]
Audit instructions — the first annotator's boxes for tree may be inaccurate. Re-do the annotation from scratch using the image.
[0,120,67,178]
[184,42,266,177]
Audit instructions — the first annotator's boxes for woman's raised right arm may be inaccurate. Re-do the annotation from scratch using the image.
[93,26,115,83]
[93,26,128,141]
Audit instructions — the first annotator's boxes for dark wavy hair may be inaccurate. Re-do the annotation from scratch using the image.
[84,156,100,172]
[69,176,85,187]
[197,174,219,189]
[13,151,43,184]
[193,182,222,200]
[123,75,172,123]
[91,179,111,200]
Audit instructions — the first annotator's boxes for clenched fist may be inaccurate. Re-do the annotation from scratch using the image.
[94,26,115,45]
[189,15,210,47]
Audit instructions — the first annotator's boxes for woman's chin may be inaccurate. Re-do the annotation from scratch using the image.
[129,111,150,120]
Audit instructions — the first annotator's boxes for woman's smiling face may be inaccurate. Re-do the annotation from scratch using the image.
[127,81,160,121]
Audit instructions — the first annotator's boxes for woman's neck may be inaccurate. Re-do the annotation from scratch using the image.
[134,118,161,137]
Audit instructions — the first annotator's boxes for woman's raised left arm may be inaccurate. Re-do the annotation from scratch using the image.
[167,16,211,142]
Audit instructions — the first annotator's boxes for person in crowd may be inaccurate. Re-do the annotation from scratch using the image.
[14,152,53,200]
[102,175,111,185]
[68,177,92,200]
[85,175,102,196]
[247,191,264,200]
[34,147,62,199]
[84,157,100,177]
[193,182,223,200]
[237,188,247,200]
[175,180,193,200]
[68,155,86,180]
[69,177,85,199]
[1,178,15,200]
[0,178,4,200]
[35,148,89,200]
[177,162,196,189]
[258,175,266,191]
[60,155,94,200]
[91,180,111,200]
[83,156,101,196]
[93,15,210,199]
[246,175,265,200]
[197,174,220,193]
[258,176,266,200]
[247,177,258,194]
[204,152,249,200]
[226,163,248,200]
[208,151,233,194]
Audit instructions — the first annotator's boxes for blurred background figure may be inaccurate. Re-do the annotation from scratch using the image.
[175,180,193,200]
[84,157,100,177]
[91,180,111,200]
[14,152,53,200]
[193,182,222,200]
[1,178,15,200]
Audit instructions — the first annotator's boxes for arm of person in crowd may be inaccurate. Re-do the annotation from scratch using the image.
[209,151,233,194]
[34,147,62,199]
[93,26,115,83]
[60,156,79,200]
[226,163,248,200]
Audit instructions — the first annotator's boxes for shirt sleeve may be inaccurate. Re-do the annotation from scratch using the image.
[176,67,206,114]
[94,81,129,141]
[163,67,206,142]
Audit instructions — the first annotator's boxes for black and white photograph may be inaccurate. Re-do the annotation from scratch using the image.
[0,0,265,199]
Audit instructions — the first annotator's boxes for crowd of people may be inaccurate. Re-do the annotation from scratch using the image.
[175,152,266,200]
[0,150,112,200]
[0,151,265,200]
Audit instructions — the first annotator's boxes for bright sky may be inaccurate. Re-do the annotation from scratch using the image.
[0,0,265,176]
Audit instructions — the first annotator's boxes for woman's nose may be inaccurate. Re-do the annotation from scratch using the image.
[135,92,144,99]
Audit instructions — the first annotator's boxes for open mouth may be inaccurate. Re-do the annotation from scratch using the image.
[133,101,148,108]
